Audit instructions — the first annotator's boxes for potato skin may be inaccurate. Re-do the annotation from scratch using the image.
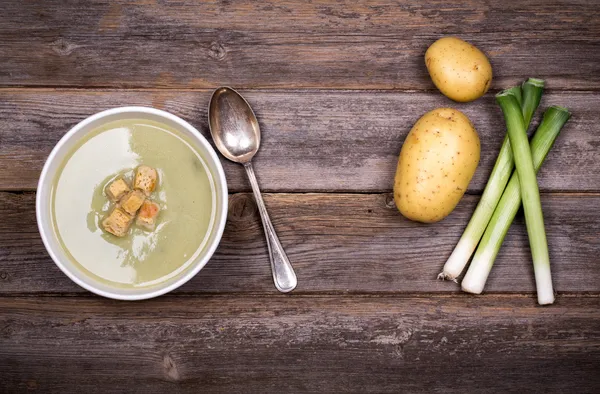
[425,37,492,103]
[394,108,480,223]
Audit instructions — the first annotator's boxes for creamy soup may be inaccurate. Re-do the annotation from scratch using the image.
[51,119,216,288]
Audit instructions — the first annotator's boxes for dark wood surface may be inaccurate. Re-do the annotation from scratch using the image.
[1,0,599,392]
[2,1,600,90]
[1,295,599,393]
[2,192,600,294]
[1,90,598,192]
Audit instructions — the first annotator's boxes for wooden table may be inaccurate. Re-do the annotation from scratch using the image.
[1,1,599,392]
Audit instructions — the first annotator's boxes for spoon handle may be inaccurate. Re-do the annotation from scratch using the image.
[244,162,297,293]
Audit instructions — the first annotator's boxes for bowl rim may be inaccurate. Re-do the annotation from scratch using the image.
[36,106,228,300]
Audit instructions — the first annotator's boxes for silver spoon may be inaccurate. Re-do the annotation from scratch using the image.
[208,87,297,293]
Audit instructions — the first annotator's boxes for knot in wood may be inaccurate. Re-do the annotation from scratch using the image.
[50,38,79,56]
[162,354,181,381]
[228,194,257,221]
[1,322,14,337]
[384,193,395,209]
[0,271,7,280]
[208,41,227,60]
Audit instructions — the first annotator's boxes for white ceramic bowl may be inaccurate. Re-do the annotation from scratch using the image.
[36,107,228,300]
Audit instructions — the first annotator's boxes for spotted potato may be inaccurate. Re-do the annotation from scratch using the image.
[425,37,492,102]
[394,108,480,223]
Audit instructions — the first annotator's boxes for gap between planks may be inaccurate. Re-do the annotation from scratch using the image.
[3,190,600,196]
[1,292,598,299]
[2,87,600,94]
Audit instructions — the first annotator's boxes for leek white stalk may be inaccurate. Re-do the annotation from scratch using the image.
[439,80,543,280]
[462,106,570,296]
[495,91,554,305]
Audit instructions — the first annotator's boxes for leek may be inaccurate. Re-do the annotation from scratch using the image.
[439,79,544,280]
[462,106,570,298]
[494,91,554,305]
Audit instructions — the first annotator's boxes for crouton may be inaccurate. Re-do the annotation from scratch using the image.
[134,165,158,196]
[120,190,146,215]
[105,177,130,202]
[136,200,160,231]
[102,207,133,237]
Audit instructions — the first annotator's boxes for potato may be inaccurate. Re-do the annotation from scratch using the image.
[425,37,492,102]
[394,108,480,223]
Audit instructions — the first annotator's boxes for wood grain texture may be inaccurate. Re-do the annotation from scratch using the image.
[0,90,597,192]
[1,1,599,89]
[2,0,599,389]
[2,191,599,294]
[1,295,599,393]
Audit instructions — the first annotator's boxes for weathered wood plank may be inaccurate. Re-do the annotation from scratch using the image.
[0,90,597,192]
[1,192,599,294]
[0,295,598,393]
[2,1,599,89]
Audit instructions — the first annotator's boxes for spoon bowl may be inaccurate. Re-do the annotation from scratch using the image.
[208,87,260,164]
